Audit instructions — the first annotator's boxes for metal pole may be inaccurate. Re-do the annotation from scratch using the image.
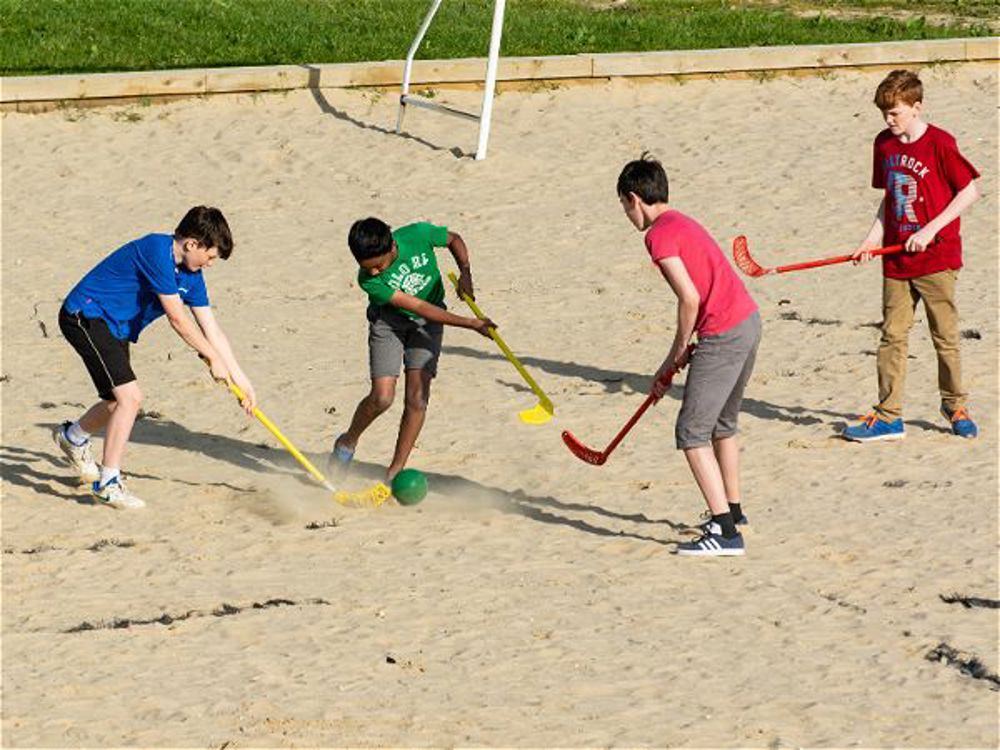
[396,0,445,133]
[474,0,506,160]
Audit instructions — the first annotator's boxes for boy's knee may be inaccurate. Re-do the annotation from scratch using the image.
[366,389,395,413]
[113,383,143,411]
[403,392,429,412]
[879,329,909,346]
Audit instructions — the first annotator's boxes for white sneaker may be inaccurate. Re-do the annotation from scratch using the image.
[52,422,100,484]
[92,477,145,510]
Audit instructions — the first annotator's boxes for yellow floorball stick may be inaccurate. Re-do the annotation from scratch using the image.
[447,272,554,425]
[218,376,391,508]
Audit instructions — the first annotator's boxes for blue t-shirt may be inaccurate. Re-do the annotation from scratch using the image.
[63,233,210,342]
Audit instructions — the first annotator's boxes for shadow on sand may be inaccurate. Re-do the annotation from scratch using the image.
[305,67,471,159]
[19,417,691,546]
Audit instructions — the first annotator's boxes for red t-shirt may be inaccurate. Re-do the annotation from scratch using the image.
[645,209,757,337]
[872,124,979,279]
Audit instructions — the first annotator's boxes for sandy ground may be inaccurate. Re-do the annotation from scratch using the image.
[1,61,997,747]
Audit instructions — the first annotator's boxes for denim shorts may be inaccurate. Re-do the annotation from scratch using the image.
[367,304,444,379]
[675,310,761,449]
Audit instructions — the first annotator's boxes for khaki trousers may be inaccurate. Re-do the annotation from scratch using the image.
[875,269,965,420]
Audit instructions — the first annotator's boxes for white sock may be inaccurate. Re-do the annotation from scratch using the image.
[99,467,120,487]
[66,421,90,446]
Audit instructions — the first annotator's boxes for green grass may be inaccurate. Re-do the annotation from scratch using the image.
[0,0,993,76]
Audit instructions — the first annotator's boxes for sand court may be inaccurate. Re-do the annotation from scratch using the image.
[1,61,998,746]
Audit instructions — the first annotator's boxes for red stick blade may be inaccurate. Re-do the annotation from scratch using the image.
[732,235,767,277]
[561,430,607,466]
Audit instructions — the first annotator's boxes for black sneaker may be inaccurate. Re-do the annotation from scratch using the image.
[677,525,745,557]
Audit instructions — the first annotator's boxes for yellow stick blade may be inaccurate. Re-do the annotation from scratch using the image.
[519,402,554,425]
[334,482,392,508]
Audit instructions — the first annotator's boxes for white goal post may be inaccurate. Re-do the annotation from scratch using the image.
[395,0,507,160]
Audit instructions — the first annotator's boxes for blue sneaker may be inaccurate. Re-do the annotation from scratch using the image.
[326,433,355,472]
[941,405,978,439]
[842,412,905,442]
[677,525,745,557]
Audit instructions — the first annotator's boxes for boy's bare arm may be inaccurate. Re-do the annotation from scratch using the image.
[905,180,980,253]
[158,293,230,381]
[445,231,475,299]
[191,305,257,412]
[389,291,493,337]
[654,257,699,394]
[852,198,886,264]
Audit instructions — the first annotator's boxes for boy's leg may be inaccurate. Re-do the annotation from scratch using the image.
[78,399,116,434]
[55,308,133,486]
[713,435,742,505]
[676,318,757,542]
[913,270,965,410]
[683,446,730,517]
[335,307,406,459]
[101,381,142,472]
[387,368,433,481]
[677,445,745,556]
[90,381,145,510]
[709,312,760,518]
[341,377,397,450]
[386,319,442,481]
[875,278,919,421]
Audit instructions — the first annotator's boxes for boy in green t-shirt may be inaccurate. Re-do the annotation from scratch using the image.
[333,217,494,481]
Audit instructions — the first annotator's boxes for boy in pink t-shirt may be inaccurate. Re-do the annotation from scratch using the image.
[846,69,981,442]
[618,155,761,557]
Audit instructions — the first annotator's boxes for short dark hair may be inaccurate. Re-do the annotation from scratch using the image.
[348,217,393,262]
[874,69,923,110]
[617,153,669,205]
[175,206,233,259]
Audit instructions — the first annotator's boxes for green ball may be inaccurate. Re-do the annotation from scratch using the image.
[391,468,428,506]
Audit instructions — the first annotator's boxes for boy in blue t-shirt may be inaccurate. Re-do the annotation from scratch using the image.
[55,206,257,510]
[332,217,493,482]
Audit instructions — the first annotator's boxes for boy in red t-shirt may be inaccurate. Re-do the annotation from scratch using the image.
[845,69,981,442]
[617,155,761,557]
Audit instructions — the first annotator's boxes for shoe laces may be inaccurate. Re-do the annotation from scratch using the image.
[949,406,972,423]
[696,525,720,542]
[101,475,129,494]
[78,442,96,464]
[860,411,878,428]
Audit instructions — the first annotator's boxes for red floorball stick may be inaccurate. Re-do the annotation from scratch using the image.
[732,235,903,277]
[562,363,684,466]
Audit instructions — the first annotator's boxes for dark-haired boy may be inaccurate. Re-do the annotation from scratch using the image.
[54,206,257,509]
[617,156,761,556]
[846,69,981,441]
[333,218,493,482]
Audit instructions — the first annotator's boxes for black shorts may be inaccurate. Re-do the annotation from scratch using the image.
[59,307,135,401]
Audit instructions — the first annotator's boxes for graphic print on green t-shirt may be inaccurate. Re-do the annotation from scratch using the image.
[358,222,448,320]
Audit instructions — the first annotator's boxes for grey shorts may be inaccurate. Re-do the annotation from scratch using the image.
[675,310,761,449]
[367,304,444,379]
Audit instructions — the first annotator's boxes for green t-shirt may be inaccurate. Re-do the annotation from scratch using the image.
[357,222,448,320]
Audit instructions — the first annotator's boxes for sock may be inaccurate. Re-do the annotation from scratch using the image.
[99,467,120,488]
[728,501,743,522]
[66,421,90,446]
[712,512,738,538]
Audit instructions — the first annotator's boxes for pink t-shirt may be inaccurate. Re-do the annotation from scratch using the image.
[645,209,757,337]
